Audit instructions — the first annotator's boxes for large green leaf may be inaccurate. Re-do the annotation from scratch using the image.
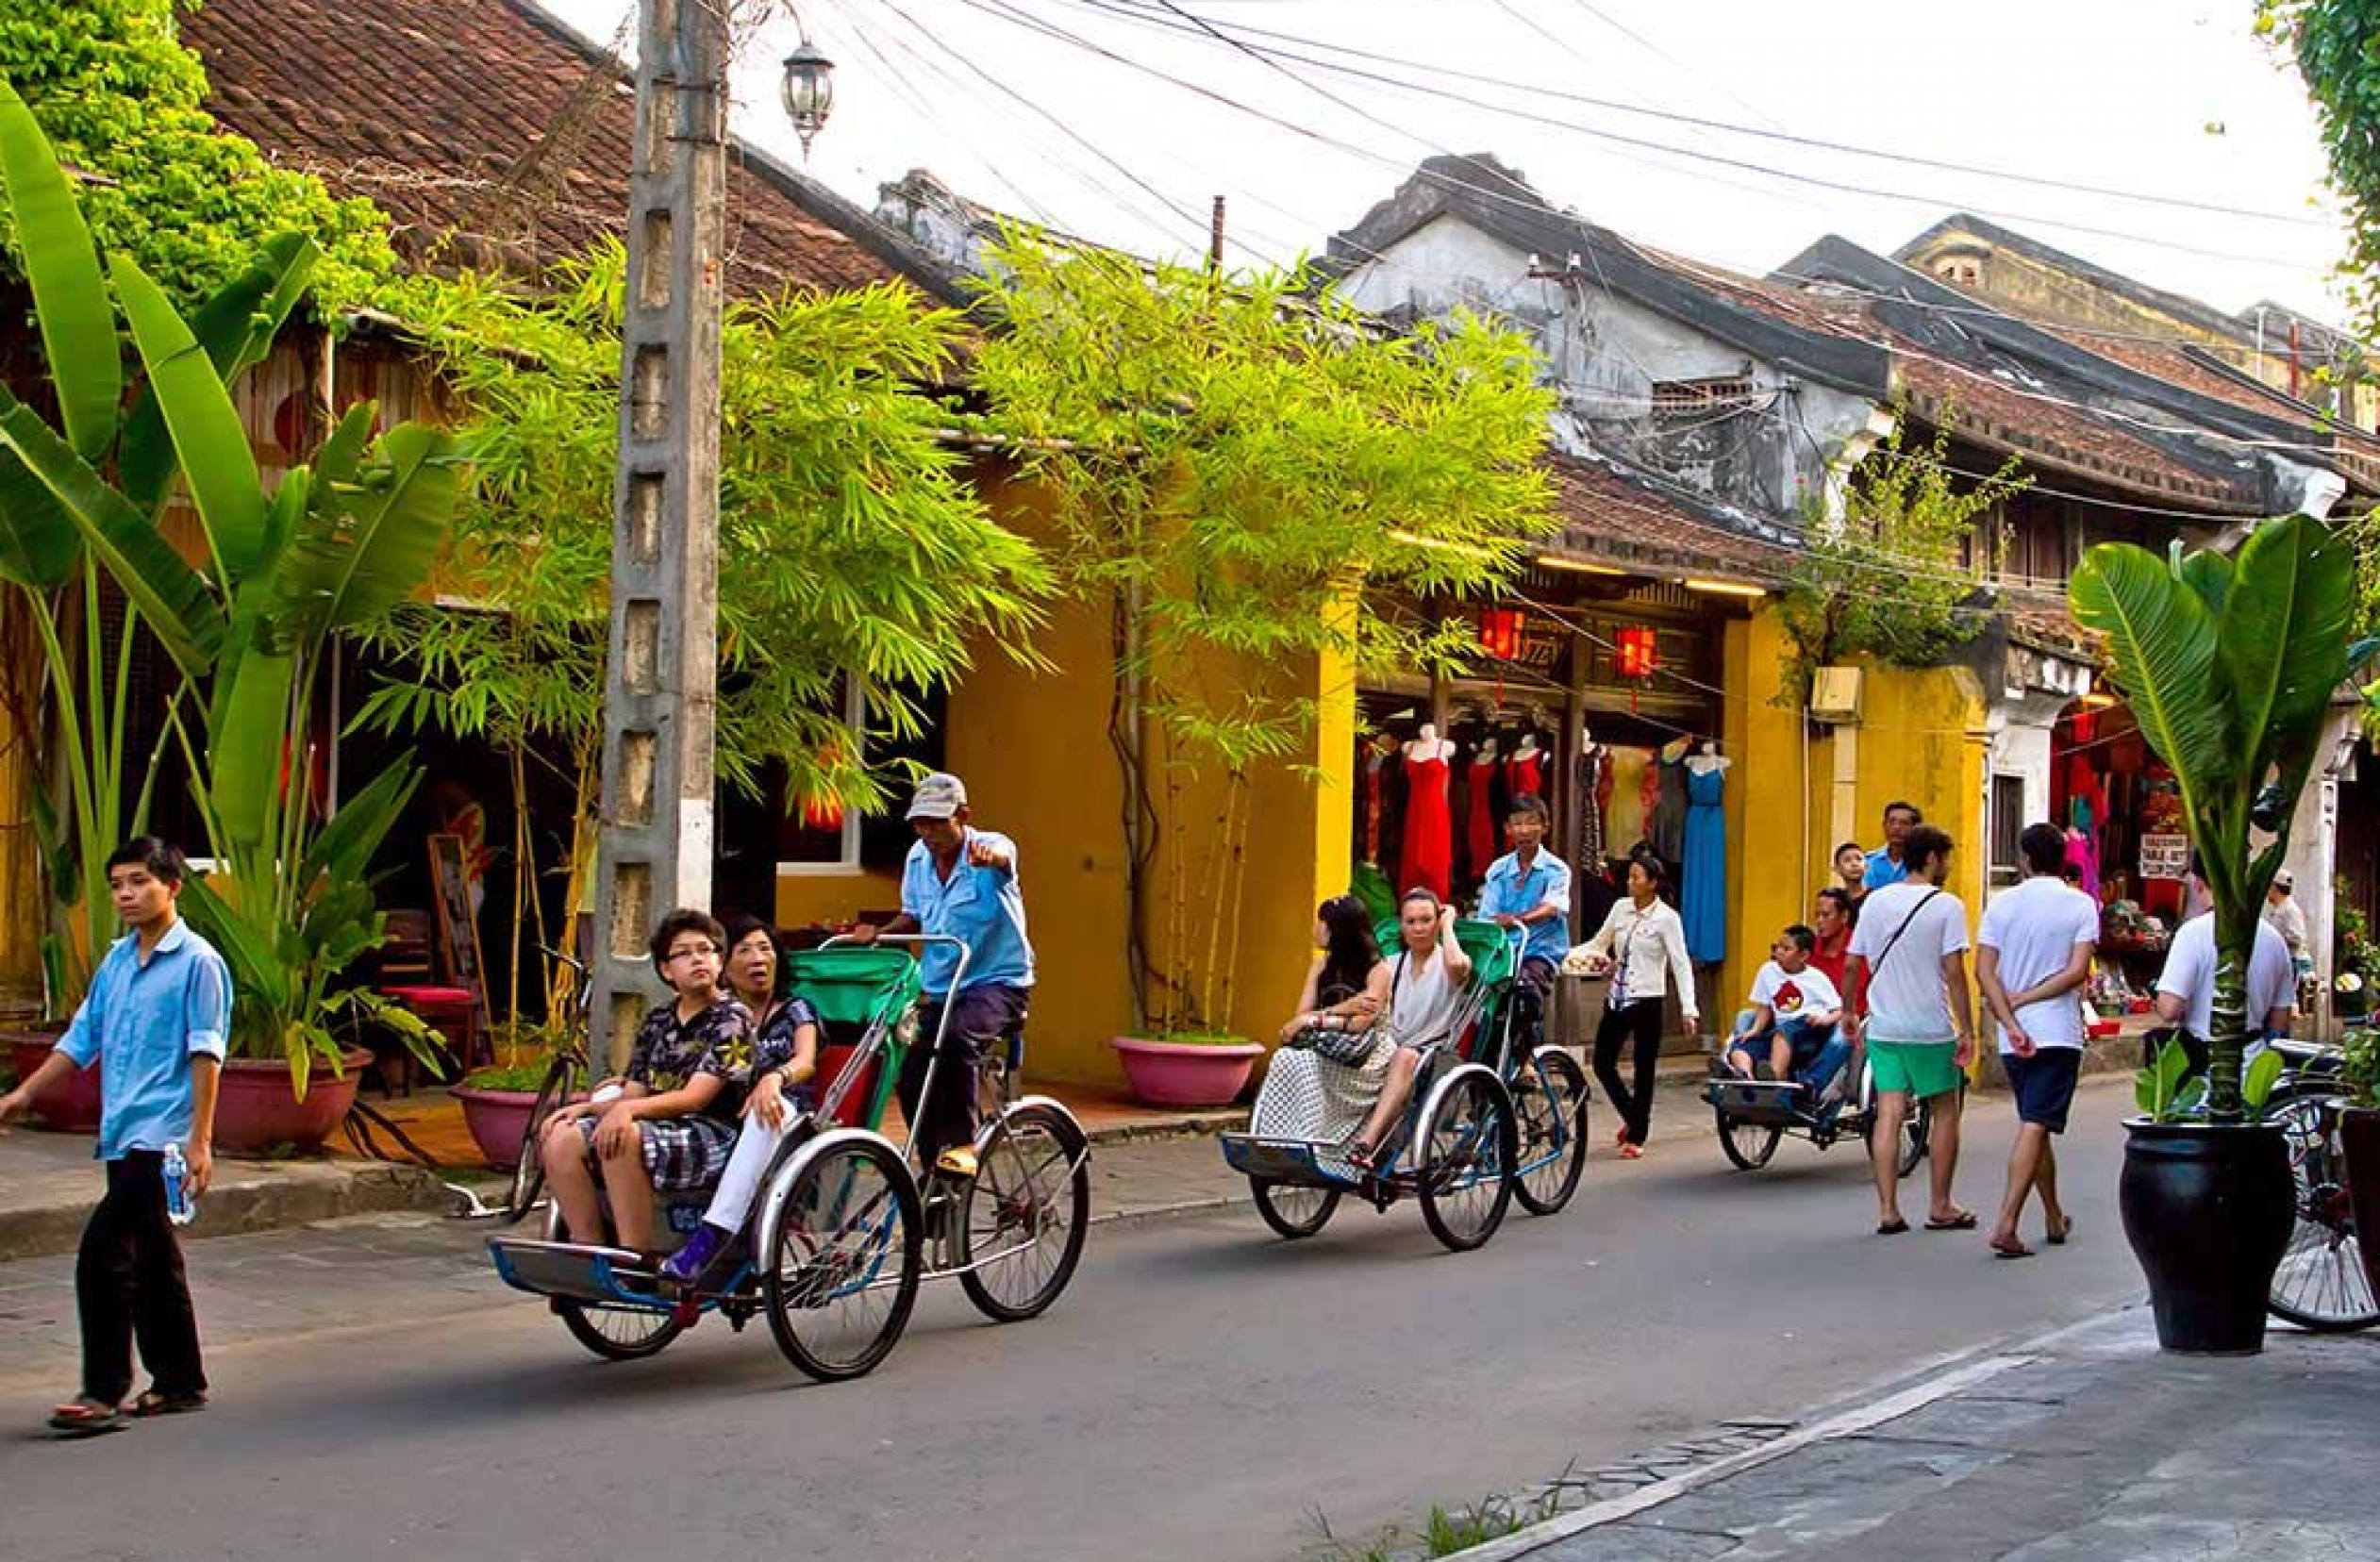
[108,255,269,581]
[177,872,288,1012]
[0,446,80,589]
[302,759,419,887]
[2221,515,2355,791]
[208,640,293,851]
[121,232,320,515]
[275,423,458,638]
[2070,541,2234,815]
[0,81,119,461]
[0,387,223,676]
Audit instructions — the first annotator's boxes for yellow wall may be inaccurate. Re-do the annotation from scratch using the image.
[1721,611,1991,1015]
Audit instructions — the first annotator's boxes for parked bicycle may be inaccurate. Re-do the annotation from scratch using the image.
[2261,1038,2377,1333]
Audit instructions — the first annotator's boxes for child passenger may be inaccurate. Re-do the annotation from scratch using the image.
[1724,923,1848,1102]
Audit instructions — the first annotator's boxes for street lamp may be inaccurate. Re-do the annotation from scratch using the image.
[781,38,835,159]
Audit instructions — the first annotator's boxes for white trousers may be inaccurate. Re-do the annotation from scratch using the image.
[700,1114,799,1233]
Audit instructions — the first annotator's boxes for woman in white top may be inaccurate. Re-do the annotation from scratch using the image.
[1565,853,1699,1158]
[1347,889,1473,1169]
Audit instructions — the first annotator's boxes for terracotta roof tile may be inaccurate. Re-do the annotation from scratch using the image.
[1543,452,1794,585]
[180,0,956,300]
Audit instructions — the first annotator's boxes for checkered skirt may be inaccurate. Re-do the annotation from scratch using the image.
[570,1112,740,1191]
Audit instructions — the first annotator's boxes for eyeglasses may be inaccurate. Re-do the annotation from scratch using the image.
[665,943,721,964]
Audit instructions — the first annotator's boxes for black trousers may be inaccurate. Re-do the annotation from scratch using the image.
[1591,998,1665,1147]
[77,1151,206,1404]
[899,984,1029,1166]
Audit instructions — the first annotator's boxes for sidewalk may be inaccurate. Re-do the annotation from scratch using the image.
[1442,1306,2380,1562]
[0,1052,1736,1260]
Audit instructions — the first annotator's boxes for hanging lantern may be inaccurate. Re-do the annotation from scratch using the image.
[1615,624,1658,713]
[781,38,836,159]
[1477,607,1525,660]
[802,792,845,833]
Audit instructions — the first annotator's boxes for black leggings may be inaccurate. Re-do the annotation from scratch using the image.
[1591,999,1665,1147]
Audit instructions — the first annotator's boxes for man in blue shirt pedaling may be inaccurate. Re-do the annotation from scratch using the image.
[1475,795,1572,1065]
[856,773,1033,1180]
[1,839,231,1438]
[1863,800,1923,891]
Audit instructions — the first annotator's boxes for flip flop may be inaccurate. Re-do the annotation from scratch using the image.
[1989,1236,2036,1260]
[46,1397,125,1438]
[2046,1218,2074,1247]
[129,1388,206,1419]
[1875,1218,1909,1236]
[1618,1142,1646,1160]
[1925,1211,1979,1231]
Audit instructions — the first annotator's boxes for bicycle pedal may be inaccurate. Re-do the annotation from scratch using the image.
[935,1146,980,1179]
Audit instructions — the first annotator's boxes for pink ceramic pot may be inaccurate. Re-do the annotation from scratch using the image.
[7,1030,102,1134]
[1109,1036,1263,1108]
[213,1050,372,1155]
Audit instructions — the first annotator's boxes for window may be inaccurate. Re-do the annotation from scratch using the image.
[1989,773,2027,889]
[1649,375,1754,414]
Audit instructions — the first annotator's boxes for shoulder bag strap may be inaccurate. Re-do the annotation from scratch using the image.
[1869,889,1946,979]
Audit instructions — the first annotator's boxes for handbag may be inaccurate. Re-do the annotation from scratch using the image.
[1289,1024,1379,1068]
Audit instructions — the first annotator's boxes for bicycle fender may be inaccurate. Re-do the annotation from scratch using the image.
[753,1125,912,1264]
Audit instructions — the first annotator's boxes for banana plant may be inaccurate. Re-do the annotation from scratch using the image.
[2070,515,2355,1122]
[0,79,314,1009]
[0,81,458,1092]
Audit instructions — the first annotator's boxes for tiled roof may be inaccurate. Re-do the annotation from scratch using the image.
[1542,452,1794,586]
[181,0,958,301]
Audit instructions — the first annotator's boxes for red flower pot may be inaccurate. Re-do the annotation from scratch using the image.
[6,1029,102,1134]
[213,1050,373,1156]
[1109,1036,1263,1108]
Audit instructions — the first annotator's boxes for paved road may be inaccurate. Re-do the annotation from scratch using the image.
[0,1080,2149,1562]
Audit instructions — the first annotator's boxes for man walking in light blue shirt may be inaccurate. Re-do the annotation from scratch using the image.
[1476,796,1572,1063]
[857,773,1033,1176]
[0,839,230,1438]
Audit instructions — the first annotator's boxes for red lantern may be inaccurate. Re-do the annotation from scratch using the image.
[1615,624,1658,713]
[1477,607,1525,660]
[802,793,845,833]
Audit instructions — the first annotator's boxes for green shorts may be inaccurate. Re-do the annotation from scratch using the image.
[1867,1039,1961,1099]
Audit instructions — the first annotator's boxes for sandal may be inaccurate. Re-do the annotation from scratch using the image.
[46,1397,125,1438]
[1989,1236,2036,1260]
[129,1388,207,1419]
[1618,1142,1645,1160]
[1925,1210,1979,1231]
[1875,1218,1909,1236]
[2046,1217,2074,1247]
[1344,1139,1376,1171]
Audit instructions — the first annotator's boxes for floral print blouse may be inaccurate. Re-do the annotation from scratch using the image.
[625,996,754,1122]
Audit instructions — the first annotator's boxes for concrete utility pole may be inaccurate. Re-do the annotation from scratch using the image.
[591,0,730,1064]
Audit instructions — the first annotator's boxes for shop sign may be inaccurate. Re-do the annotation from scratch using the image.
[2139,833,2189,882]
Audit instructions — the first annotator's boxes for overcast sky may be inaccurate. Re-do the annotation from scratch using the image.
[543,0,2354,324]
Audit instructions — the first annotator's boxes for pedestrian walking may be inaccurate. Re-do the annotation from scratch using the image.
[0,839,231,1437]
[1564,852,1698,1159]
[2153,854,2295,1072]
[1975,823,2098,1258]
[1842,823,1974,1235]
[1862,803,1923,890]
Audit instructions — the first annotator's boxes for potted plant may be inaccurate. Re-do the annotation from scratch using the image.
[0,87,455,1153]
[1109,1031,1265,1108]
[451,1023,581,1170]
[2071,516,2358,1354]
[2335,898,2375,1022]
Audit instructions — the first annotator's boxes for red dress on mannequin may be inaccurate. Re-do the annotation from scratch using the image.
[1401,749,1454,901]
[1466,753,1498,882]
[1506,748,1544,798]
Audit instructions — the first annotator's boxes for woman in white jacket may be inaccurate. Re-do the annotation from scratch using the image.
[1565,853,1698,1158]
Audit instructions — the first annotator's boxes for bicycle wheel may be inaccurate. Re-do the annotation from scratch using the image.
[1716,1108,1781,1171]
[763,1137,923,1382]
[1510,1048,1589,1214]
[1415,1068,1517,1253]
[507,1055,580,1221]
[959,1102,1091,1322]
[1252,1178,1340,1239]
[1897,1097,1932,1180]
[2266,1091,2379,1333]
[541,1207,683,1360]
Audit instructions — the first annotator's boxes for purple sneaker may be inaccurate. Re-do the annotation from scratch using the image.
[659,1223,728,1285]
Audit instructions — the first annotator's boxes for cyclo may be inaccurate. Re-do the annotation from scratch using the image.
[1702,1051,1933,1176]
[489,935,1090,1381]
[1220,920,1591,1252]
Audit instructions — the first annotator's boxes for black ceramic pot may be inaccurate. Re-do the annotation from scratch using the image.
[2119,1119,2295,1354]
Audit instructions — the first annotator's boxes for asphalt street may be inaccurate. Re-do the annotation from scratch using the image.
[0,1078,2151,1562]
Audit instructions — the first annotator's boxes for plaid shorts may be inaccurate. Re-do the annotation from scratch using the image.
[571,1113,739,1191]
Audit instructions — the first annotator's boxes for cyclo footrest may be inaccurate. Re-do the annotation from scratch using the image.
[488,1236,667,1307]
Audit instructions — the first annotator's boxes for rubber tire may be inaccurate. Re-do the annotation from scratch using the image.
[507,1056,579,1221]
[541,1205,682,1361]
[763,1136,924,1383]
[1415,1069,1518,1254]
[2263,1088,2380,1334]
[1510,1048,1589,1215]
[958,1102,1091,1323]
[1252,1178,1340,1239]
[1716,1109,1782,1172]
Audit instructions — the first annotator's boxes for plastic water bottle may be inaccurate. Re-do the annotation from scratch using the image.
[162,1142,195,1226]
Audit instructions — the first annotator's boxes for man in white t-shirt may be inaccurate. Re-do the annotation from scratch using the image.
[2154,856,2295,1067]
[1723,925,1847,1100]
[1844,823,1975,1236]
[1976,823,2100,1259]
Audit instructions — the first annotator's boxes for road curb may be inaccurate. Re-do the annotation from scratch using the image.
[0,1159,454,1262]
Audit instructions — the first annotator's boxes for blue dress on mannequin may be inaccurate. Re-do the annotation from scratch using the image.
[1682,762,1726,965]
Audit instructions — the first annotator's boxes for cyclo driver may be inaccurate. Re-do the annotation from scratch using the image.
[854,773,1034,1180]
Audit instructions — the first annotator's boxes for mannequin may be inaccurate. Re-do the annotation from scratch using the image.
[1466,736,1501,885]
[1685,739,1731,776]
[1650,735,1691,868]
[1361,733,1397,865]
[1400,723,1456,900]
[1506,733,1545,798]
[1681,738,1726,964]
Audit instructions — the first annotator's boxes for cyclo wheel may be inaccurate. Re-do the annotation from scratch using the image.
[1897,1096,1933,1179]
[1716,1108,1782,1171]
[1510,1048,1589,1214]
[1415,1067,1518,1253]
[541,1206,683,1361]
[959,1102,1091,1322]
[2265,1090,2380,1333]
[507,1055,579,1221]
[1252,1178,1340,1239]
[764,1136,924,1382]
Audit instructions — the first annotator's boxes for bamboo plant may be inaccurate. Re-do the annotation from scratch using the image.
[2069,516,2358,1122]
